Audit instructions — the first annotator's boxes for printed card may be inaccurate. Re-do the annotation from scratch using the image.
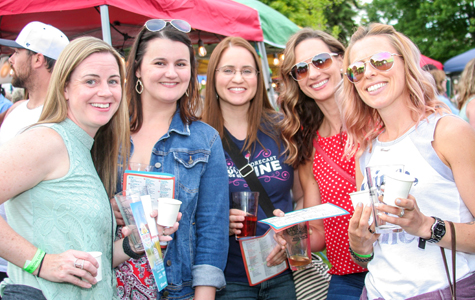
[259,203,349,231]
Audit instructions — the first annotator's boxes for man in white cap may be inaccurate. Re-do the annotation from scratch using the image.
[0,21,69,286]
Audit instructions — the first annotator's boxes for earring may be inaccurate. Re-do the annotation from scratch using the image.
[185,88,189,97]
[340,69,343,73]
[135,78,144,94]
[216,94,219,100]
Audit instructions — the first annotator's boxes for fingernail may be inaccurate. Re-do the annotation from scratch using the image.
[396,199,401,205]
[377,212,383,217]
[357,202,363,207]
[374,203,380,208]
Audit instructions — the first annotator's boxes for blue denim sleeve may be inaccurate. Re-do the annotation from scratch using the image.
[192,133,229,289]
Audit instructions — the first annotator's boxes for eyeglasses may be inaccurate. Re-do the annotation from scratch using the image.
[216,66,259,78]
[289,53,338,81]
[144,19,191,33]
[345,52,401,83]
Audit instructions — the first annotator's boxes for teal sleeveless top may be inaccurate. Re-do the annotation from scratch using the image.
[459,95,475,122]
[1,118,117,299]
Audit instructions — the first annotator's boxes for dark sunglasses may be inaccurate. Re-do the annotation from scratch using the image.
[345,51,401,83]
[144,19,191,33]
[289,52,338,81]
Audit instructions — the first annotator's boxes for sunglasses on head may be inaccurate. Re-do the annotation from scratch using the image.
[289,52,338,81]
[144,19,191,33]
[345,51,401,83]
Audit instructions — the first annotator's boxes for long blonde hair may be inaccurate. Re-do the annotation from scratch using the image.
[39,36,130,197]
[279,29,345,167]
[340,23,444,158]
[457,58,475,110]
[202,36,280,153]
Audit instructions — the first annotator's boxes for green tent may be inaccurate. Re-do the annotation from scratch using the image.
[234,0,300,49]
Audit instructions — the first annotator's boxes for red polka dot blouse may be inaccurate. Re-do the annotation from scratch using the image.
[313,131,367,275]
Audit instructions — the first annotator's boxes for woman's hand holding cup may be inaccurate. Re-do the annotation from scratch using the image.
[228,209,246,236]
[150,210,182,242]
[375,194,433,239]
[348,202,378,255]
[38,250,99,288]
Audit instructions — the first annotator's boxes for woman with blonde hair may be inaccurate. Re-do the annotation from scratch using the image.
[341,23,475,299]
[427,68,458,114]
[458,58,475,127]
[203,36,300,299]
[0,36,141,299]
[279,28,367,299]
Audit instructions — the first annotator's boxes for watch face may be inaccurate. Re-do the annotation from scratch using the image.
[431,218,446,241]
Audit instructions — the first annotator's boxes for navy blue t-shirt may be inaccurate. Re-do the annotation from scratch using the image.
[224,128,294,284]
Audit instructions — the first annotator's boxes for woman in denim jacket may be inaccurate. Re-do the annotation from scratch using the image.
[113,20,229,300]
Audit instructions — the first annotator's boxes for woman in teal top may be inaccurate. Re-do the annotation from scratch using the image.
[0,37,163,300]
[458,58,475,128]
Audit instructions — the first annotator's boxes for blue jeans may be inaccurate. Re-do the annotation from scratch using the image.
[327,272,367,300]
[216,273,296,300]
[2,285,46,300]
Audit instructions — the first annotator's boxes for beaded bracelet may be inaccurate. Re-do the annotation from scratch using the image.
[23,248,46,274]
[349,247,374,263]
[123,236,145,260]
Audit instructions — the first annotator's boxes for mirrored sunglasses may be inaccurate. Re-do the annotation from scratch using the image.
[290,53,338,81]
[345,51,401,83]
[144,19,191,33]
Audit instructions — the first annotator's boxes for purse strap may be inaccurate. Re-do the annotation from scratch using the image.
[222,130,276,218]
[313,138,356,185]
[440,220,456,300]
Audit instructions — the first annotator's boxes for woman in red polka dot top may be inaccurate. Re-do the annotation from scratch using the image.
[278,28,367,299]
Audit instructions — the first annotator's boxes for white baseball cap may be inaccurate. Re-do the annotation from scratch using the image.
[0,21,69,60]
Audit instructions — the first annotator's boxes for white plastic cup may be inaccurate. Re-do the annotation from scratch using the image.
[157,198,182,227]
[88,251,102,282]
[349,190,371,210]
[349,190,373,225]
[383,173,415,207]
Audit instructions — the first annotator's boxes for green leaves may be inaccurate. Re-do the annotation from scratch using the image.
[365,0,475,63]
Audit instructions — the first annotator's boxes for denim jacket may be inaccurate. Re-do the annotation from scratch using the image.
[130,110,229,299]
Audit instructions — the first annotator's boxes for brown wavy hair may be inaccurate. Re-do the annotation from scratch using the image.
[428,69,447,94]
[202,36,280,153]
[39,36,130,197]
[127,23,200,133]
[457,58,475,110]
[340,23,445,158]
[279,28,345,168]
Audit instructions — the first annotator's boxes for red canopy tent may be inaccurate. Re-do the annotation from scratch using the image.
[0,0,263,51]
[420,54,444,70]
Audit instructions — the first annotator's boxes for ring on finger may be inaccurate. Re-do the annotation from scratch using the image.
[73,258,80,268]
[368,227,375,234]
[399,209,405,218]
[79,259,85,270]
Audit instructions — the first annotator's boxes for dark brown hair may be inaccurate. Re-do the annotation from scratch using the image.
[126,23,200,133]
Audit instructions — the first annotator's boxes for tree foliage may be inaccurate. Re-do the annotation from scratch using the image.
[364,0,475,63]
[260,0,358,44]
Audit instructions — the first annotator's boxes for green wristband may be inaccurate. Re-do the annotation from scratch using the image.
[23,249,46,274]
[349,247,372,258]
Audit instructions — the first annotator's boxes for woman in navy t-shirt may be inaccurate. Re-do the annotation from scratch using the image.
[202,36,302,299]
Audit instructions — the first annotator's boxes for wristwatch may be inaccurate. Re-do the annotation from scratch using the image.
[427,216,446,243]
